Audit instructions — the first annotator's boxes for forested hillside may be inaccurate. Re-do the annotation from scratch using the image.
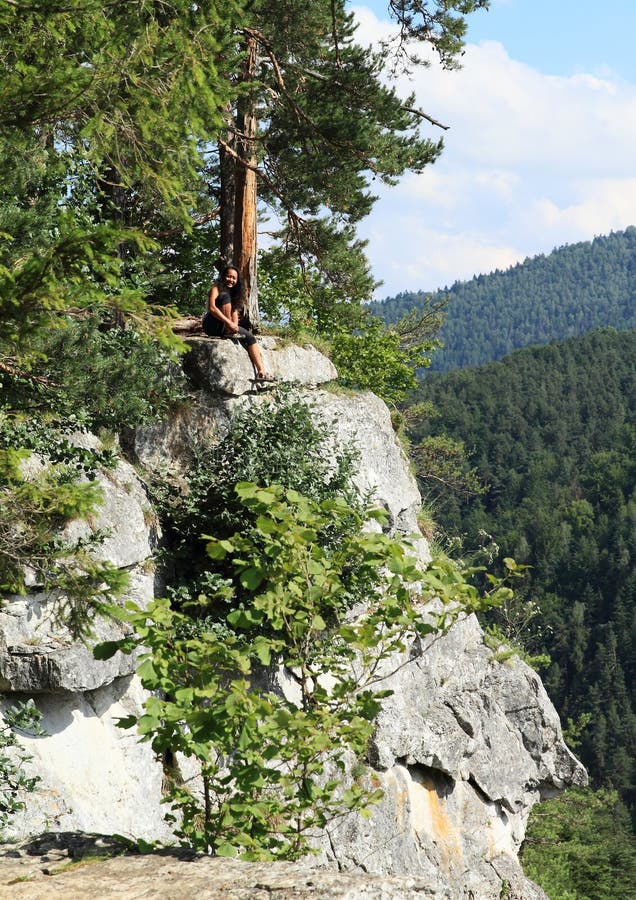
[371,228,636,371]
[407,328,636,820]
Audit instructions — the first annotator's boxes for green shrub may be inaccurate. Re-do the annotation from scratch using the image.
[153,386,364,606]
[98,483,511,859]
[0,699,45,836]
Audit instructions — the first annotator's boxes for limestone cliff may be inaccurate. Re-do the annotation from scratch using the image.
[0,337,586,898]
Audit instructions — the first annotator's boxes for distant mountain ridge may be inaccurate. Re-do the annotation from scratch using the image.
[370,227,636,372]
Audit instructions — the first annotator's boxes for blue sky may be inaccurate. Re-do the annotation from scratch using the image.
[457,0,636,82]
[350,1,636,297]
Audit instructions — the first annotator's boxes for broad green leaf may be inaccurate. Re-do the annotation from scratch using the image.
[92,640,123,660]
[240,566,265,590]
[252,637,272,666]
[115,715,138,729]
[215,842,238,858]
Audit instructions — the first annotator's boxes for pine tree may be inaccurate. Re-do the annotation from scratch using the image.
[212,0,490,324]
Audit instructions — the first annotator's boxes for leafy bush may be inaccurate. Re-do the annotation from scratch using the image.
[153,386,364,604]
[0,699,45,836]
[330,315,436,405]
[98,483,511,859]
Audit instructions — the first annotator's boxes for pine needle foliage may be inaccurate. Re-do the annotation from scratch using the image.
[522,787,636,900]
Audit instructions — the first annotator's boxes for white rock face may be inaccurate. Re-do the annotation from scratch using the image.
[0,450,157,696]
[62,456,158,569]
[183,335,338,397]
[2,677,172,843]
[321,615,585,898]
[0,569,151,694]
[313,389,424,538]
[0,339,585,898]
[0,441,166,841]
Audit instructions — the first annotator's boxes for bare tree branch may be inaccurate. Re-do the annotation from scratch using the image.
[0,360,58,387]
[401,105,449,130]
[330,0,342,68]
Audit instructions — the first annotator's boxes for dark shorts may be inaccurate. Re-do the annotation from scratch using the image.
[201,311,257,347]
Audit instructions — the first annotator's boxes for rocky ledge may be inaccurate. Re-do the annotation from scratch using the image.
[0,337,585,899]
[1,834,441,900]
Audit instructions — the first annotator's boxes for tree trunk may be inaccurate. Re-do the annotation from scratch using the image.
[218,103,236,267]
[233,33,259,328]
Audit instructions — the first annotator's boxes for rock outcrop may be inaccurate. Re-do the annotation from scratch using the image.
[0,337,586,898]
[0,835,442,899]
[322,615,583,898]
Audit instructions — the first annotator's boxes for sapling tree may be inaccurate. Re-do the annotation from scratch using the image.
[97,482,511,858]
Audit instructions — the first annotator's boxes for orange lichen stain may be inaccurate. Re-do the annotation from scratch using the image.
[410,772,463,870]
[386,769,409,831]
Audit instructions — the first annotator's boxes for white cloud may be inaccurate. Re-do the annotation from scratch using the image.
[532,178,636,236]
[352,9,636,296]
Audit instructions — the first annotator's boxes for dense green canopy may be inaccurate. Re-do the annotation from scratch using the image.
[0,0,489,377]
[371,228,636,371]
[409,327,636,823]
